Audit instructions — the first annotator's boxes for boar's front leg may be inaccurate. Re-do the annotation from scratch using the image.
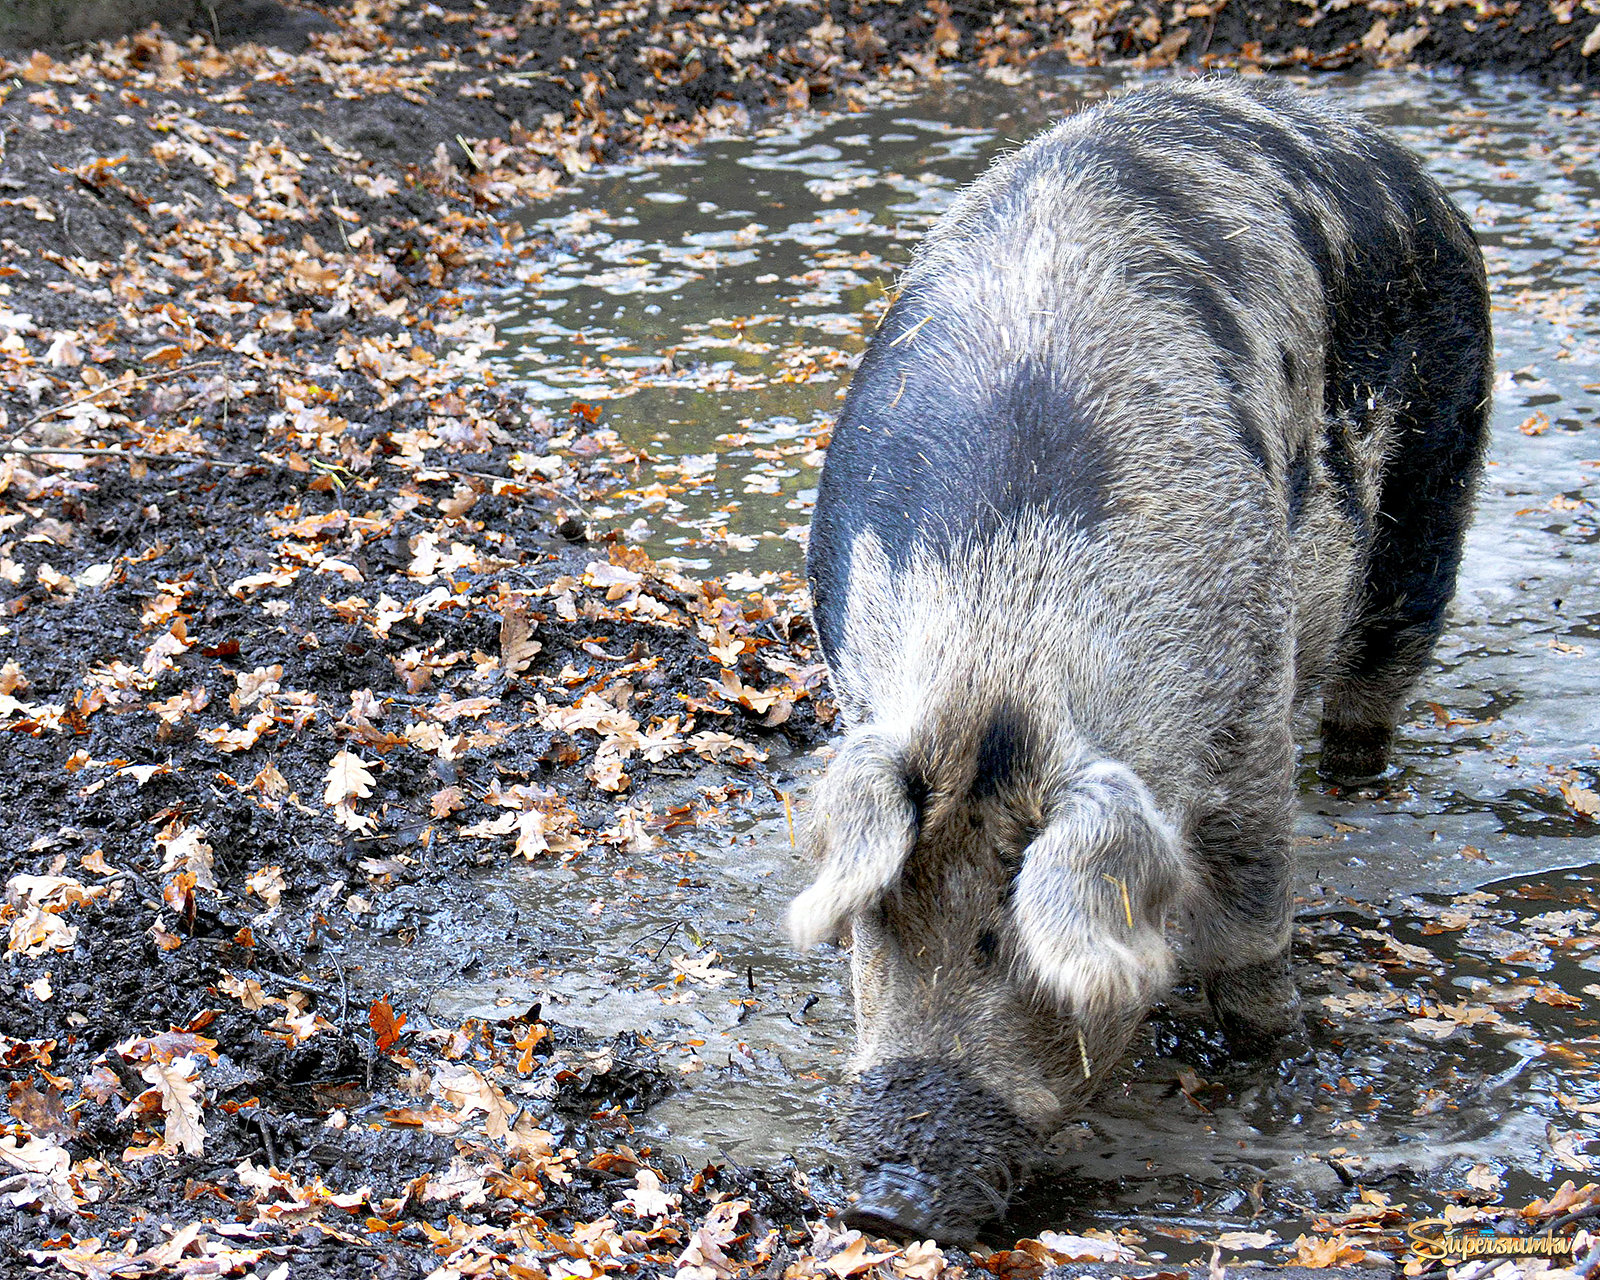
[1187,764,1302,1048]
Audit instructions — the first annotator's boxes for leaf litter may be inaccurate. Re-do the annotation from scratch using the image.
[0,1,1598,1279]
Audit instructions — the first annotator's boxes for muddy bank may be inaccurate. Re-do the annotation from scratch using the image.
[5,0,1599,92]
[0,4,848,1275]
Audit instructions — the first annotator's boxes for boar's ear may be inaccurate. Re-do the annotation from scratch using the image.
[1010,760,1188,1020]
[787,730,918,950]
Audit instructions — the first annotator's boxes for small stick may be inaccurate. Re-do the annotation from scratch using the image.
[330,953,350,1031]
[1102,873,1134,928]
[650,922,682,961]
[888,314,932,347]
[254,1111,279,1170]
[256,970,339,1001]
[0,361,223,451]
[1543,1201,1600,1236]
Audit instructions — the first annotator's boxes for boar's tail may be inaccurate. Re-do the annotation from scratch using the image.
[1011,760,1188,1022]
[787,728,917,950]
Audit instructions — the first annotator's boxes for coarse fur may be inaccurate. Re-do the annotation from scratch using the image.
[791,78,1491,1241]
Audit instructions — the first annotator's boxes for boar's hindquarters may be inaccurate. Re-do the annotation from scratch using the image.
[1314,112,1493,783]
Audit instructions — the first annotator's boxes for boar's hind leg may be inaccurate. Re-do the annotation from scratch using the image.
[1319,429,1486,783]
[1317,434,1484,784]
[1189,788,1301,1048]
[1319,219,1492,784]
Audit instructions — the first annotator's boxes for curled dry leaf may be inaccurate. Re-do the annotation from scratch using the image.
[430,785,465,818]
[244,866,286,907]
[433,1061,515,1140]
[1559,779,1600,821]
[1290,1234,1369,1268]
[676,1197,752,1280]
[820,1237,900,1278]
[156,822,217,894]
[4,874,105,957]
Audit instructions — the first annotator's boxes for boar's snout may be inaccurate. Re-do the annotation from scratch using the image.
[841,1059,1039,1245]
[844,1163,948,1243]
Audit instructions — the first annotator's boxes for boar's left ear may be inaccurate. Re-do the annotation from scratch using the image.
[1010,760,1188,1021]
[787,729,918,949]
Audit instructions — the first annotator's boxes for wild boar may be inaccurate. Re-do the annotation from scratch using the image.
[789,78,1491,1243]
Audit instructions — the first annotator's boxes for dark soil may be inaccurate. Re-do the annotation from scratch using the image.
[0,6,849,1274]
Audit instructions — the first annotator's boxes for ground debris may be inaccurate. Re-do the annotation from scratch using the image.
[1,2,1597,1279]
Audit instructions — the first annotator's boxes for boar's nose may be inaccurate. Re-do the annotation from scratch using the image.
[844,1163,952,1243]
[841,1059,1037,1244]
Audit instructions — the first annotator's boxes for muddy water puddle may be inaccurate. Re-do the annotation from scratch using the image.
[361,69,1600,1247]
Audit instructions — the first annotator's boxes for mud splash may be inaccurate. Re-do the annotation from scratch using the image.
[355,67,1600,1253]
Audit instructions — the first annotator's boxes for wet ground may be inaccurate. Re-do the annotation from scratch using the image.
[337,67,1600,1254]
[3,3,1598,1267]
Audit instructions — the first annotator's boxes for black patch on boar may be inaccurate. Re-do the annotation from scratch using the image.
[1322,421,1367,536]
[1064,138,1271,472]
[1322,175,1490,722]
[1230,393,1271,475]
[972,703,1034,799]
[809,350,1113,664]
[1069,139,1253,288]
[1285,445,1311,531]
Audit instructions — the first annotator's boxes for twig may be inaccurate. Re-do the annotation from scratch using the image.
[255,970,340,1002]
[1321,1155,1359,1187]
[253,1111,279,1171]
[1543,1201,1600,1236]
[101,867,168,904]
[0,361,223,452]
[650,922,682,961]
[329,953,350,1031]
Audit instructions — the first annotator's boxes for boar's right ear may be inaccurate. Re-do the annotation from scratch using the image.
[787,730,918,949]
[1010,760,1189,1021]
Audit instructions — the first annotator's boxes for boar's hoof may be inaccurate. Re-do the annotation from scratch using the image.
[1205,958,1303,1052]
[842,1060,1037,1245]
[1318,723,1394,786]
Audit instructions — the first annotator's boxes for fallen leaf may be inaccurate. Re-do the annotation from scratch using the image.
[616,1168,679,1217]
[324,749,377,807]
[119,1056,206,1157]
[369,998,407,1052]
[499,601,541,676]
